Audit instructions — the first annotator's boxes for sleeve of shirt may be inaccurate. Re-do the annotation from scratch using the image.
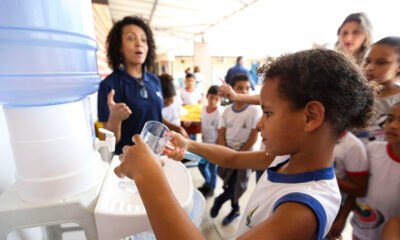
[344,140,369,176]
[273,193,328,240]
[97,80,110,122]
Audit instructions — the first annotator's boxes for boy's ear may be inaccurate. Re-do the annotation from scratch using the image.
[303,101,325,132]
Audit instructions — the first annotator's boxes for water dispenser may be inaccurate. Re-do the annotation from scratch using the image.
[0,1,201,239]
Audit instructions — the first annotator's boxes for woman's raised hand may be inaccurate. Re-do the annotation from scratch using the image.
[107,89,132,122]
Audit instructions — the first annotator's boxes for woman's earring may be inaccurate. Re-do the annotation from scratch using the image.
[119,57,125,70]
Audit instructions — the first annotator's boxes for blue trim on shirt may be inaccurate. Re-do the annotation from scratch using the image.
[231,104,249,113]
[273,192,327,240]
[267,159,335,183]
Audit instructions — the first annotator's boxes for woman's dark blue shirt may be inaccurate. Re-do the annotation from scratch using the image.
[98,69,163,154]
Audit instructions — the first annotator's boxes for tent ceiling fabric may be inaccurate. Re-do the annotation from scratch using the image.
[108,0,400,57]
[108,0,259,55]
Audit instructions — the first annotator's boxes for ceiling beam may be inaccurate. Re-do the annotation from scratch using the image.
[92,0,108,4]
[148,0,158,24]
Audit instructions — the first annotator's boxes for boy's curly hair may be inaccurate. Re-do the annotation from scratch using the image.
[106,16,156,70]
[262,49,374,136]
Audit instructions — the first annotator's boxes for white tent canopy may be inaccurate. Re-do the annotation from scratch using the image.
[109,0,400,57]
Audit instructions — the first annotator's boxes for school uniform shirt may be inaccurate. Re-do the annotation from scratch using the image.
[97,69,163,154]
[333,131,369,180]
[237,157,341,240]
[200,105,224,144]
[351,142,400,240]
[219,104,261,150]
[162,98,182,126]
[180,88,202,105]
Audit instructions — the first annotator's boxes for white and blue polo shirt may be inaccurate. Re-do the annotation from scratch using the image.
[98,69,163,154]
[237,157,341,239]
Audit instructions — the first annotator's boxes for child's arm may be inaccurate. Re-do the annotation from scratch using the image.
[233,94,260,105]
[115,136,317,240]
[216,127,227,146]
[381,215,400,240]
[219,79,260,105]
[238,202,318,240]
[168,131,273,170]
[328,196,356,239]
[240,128,258,151]
[337,174,368,197]
[163,118,189,138]
[115,135,205,240]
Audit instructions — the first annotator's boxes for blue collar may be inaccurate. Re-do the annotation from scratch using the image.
[267,159,335,183]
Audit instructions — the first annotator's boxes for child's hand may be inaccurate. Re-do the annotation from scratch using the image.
[108,89,132,122]
[114,135,161,180]
[218,78,237,100]
[327,216,346,239]
[178,126,189,138]
[183,121,192,127]
[164,131,188,161]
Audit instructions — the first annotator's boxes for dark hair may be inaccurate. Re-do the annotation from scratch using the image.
[207,85,219,95]
[236,56,243,64]
[194,66,201,73]
[373,36,400,76]
[231,73,249,87]
[106,16,156,70]
[185,73,195,79]
[263,49,374,136]
[159,73,176,98]
[336,12,373,65]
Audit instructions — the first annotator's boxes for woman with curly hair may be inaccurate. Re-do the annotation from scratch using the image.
[97,16,187,154]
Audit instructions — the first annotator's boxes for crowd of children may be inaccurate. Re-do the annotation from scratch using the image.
[154,35,400,239]
[103,11,400,240]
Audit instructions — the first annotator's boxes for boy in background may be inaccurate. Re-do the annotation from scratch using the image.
[180,73,202,106]
[197,85,224,197]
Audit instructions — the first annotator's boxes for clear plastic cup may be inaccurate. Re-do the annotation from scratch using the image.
[119,121,171,194]
[140,121,171,156]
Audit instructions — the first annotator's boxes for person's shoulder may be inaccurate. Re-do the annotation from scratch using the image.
[144,71,160,83]
[100,71,119,87]
[217,105,225,113]
[245,104,260,115]
[367,140,386,147]
[343,132,365,148]
[222,104,233,114]
[366,141,386,152]
[247,104,259,110]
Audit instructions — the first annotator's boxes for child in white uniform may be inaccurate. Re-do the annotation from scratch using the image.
[197,85,224,197]
[327,131,369,239]
[180,73,202,105]
[160,73,182,126]
[355,36,400,142]
[211,74,261,225]
[351,102,400,240]
[114,49,375,240]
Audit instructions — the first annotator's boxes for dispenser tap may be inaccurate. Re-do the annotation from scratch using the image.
[94,128,115,162]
